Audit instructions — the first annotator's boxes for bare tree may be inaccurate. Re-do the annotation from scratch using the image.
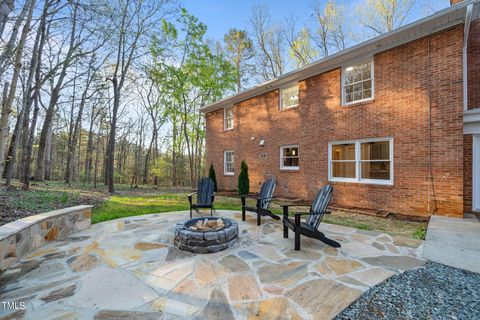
[223,28,255,92]
[284,17,318,67]
[35,0,101,180]
[0,0,35,183]
[104,0,173,193]
[136,77,165,185]
[249,3,287,81]
[65,53,106,184]
[357,0,414,35]
[312,0,346,57]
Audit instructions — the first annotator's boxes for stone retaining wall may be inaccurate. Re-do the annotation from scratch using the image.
[0,205,92,271]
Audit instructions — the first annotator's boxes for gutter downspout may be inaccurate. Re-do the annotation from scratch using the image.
[463,4,473,111]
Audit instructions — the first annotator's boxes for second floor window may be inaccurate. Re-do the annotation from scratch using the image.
[343,60,373,105]
[224,107,234,130]
[279,84,299,110]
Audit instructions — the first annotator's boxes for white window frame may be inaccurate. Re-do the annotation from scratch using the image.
[280,145,299,171]
[328,137,393,185]
[224,150,234,176]
[224,106,234,130]
[341,58,374,106]
[279,83,299,110]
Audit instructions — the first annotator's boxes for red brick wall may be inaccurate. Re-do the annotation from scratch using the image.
[464,134,473,212]
[206,25,465,217]
[468,19,480,109]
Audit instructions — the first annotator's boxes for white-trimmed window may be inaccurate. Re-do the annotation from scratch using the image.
[224,150,234,175]
[342,60,374,105]
[328,138,393,184]
[224,106,234,130]
[280,145,299,170]
[279,84,299,110]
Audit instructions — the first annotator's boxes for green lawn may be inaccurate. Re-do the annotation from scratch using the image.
[92,193,244,224]
[92,193,427,239]
[0,180,427,239]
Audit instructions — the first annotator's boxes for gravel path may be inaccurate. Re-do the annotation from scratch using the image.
[336,262,480,320]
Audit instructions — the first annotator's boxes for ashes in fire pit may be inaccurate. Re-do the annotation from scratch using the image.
[174,217,238,254]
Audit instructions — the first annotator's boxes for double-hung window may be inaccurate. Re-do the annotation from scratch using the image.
[279,84,299,110]
[224,106,234,130]
[329,138,393,184]
[342,60,374,105]
[280,145,299,170]
[224,150,234,175]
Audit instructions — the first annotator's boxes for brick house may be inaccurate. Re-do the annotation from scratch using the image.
[202,0,480,218]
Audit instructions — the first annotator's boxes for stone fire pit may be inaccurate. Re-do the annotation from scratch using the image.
[174,217,238,254]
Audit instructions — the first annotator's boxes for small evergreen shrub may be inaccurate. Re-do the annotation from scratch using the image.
[208,163,217,192]
[238,160,249,195]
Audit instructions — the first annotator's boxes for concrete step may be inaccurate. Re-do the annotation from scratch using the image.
[423,216,480,274]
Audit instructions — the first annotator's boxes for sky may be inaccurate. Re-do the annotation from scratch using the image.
[181,0,451,41]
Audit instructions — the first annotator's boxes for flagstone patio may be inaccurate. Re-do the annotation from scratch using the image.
[0,210,425,320]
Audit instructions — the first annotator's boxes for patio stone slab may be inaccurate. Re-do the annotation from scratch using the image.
[194,259,229,286]
[67,254,99,272]
[348,267,396,287]
[227,274,262,301]
[283,249,322,261]
[257,261,309,287]
[235,297,302,320]
[195,287,234,320]
[238,250,260,260]
[39,284,77,303]
[93,310,163,320]
[314,257,365,276]
[362,255,426,270]
[285,278,362,319]
[135,242,167,251]
[340,241,385,258]
[71,266,158,309]
[392,236,423,248]
[219,255,249,272]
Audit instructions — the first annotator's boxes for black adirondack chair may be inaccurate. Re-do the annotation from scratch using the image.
[241,177,278,226]
[188,177,215,219]
[282,184,340,250]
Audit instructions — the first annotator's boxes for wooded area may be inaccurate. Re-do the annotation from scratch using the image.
[0,0,446,193]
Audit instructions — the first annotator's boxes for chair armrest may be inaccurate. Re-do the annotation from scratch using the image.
[325,209,332,214]
[256,196,276,201]
[293,211,313,216]
[188,192,197,205]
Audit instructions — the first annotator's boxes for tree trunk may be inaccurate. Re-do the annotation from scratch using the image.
[107,84,120,193]
[93,122,102,189]
[35,1,79,180]
[84,109,96,183]
[20,95,39,186]
[65,69,78,184]
[19,0,50,188]
[44,125,53,180]
[0,82,9,172]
